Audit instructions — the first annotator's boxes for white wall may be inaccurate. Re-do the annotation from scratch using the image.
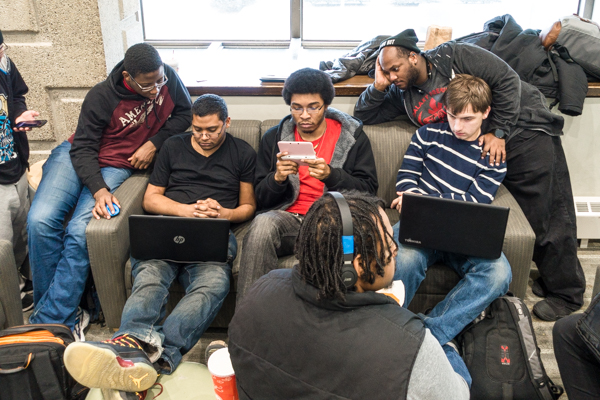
[562,98,600,197]
[225,96,600,198]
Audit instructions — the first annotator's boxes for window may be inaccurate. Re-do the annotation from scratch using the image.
[141,0,589,46]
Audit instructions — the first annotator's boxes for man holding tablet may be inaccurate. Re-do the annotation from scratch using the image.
[63,94,256,396]
[236,67,378,301]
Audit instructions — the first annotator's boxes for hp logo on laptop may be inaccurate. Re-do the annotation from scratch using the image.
[173,236,185,244]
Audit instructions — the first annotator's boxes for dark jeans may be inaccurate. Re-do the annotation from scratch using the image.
[553,313,600,399]
[504,131,585,307]
[236,210,303,302]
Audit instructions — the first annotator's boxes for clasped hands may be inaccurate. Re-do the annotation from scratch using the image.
[185,198,229,219]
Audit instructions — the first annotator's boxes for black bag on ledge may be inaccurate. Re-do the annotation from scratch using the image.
[458,295,564,400]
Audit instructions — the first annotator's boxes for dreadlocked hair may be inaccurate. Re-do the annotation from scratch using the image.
[295,190,395,301]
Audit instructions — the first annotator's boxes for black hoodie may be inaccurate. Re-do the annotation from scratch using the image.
[68,61,192,195]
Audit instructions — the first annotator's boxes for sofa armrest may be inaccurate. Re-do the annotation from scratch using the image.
[0,240,23,328]
[86,172,150,329]
[492,185,535,299]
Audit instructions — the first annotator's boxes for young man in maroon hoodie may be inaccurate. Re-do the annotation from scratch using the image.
[27,43,192,340]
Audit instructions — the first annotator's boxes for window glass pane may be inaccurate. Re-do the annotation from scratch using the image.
[303,0,580,42]
[142,0,290,41]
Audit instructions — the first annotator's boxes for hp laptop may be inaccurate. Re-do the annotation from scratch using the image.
[398,193,510,259]
[129,215,230,263]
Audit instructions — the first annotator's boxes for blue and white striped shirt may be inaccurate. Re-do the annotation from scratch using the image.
[396,122,507,204]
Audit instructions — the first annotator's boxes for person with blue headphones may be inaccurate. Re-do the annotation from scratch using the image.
[228,191,469,400]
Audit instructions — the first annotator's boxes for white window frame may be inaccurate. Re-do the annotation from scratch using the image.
[140,0,595,49]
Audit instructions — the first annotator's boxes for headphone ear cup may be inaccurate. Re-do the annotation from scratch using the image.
[341,264,358,288]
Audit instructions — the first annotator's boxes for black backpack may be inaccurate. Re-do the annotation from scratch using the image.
[458,295,564,400]
[0,324,88,400]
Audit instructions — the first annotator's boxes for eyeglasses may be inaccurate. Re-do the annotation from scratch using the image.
[193,123,226,139]
[290,104,325,115]
[0,43,8,53]
[129,73,168,92]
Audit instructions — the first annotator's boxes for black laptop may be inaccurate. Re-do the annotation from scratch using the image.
[129,215,230,263]
[398,193,510,259]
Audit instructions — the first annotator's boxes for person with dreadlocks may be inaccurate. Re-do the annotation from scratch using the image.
[27,43,192,340]
[228,191,469,400]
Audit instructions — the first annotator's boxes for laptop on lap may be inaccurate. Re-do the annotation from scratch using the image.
[398,193,509,259]
[129,215,230,263]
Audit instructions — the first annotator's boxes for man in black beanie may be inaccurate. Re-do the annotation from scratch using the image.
[354,29,585,322]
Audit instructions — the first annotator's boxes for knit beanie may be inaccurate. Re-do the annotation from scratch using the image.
[379,29,420,53]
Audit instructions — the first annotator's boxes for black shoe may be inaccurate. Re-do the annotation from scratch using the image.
[21,293,34,312]
[533,297,580,321]
[205,340,227,363]
[22,279,33,294]
[64,334,157,392]
[531,278,547,298]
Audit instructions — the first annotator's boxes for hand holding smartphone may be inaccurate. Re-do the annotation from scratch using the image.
[277,141,317,166]
[15,120,47,128]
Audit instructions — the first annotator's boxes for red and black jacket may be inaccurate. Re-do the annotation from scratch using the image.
[68,61,192,195]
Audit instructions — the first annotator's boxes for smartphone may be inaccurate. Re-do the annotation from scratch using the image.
[277,141,317,166]
[15,120,47,128]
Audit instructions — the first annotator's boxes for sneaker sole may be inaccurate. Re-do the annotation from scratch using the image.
[64,342,157,392]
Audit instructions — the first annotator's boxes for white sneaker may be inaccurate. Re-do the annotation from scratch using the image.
[73,308,90,342]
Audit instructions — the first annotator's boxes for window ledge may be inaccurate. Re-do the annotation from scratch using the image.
[186,77,600,98]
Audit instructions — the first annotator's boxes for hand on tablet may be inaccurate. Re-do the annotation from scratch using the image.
[274,152,299,183]
[304,158,331,180]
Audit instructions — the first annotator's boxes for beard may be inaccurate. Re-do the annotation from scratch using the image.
[405,64,421,89]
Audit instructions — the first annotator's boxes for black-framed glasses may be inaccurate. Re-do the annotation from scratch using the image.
[193,123,226,139]
[130,73,169,92]
[290,104,325,115]
[0,43,8,53]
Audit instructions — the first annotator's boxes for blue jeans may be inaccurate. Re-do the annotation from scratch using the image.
[393,221,512,386]
[116,233,236,374]
[28,141,132,328]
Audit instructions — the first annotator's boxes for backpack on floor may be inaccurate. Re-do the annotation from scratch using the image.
[458,295,563,400]
[0,324,87,400]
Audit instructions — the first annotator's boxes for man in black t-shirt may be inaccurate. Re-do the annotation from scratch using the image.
[64,94,256,394]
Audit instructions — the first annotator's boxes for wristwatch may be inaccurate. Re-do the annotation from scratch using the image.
[493,128,506,139]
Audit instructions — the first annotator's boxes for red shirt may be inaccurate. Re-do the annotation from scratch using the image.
[286,118,342,215]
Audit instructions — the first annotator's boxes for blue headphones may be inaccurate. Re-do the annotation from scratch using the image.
[328,192,358,289]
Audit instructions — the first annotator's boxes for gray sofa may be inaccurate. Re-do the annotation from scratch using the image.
[0,240,24,329]
[87,118,536,329]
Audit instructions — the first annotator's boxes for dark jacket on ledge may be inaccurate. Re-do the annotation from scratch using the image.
[456,14,588,117]
[254,107,378,212]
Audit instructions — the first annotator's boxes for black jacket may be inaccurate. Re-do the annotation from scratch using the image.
[255,107,378,212]
[456,14,588,117]
[319,35,389,83]
[229,267,426,400]
[69,61,192,195]
[0,58,29,183]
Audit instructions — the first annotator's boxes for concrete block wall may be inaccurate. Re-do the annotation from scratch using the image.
[1,0,142,163]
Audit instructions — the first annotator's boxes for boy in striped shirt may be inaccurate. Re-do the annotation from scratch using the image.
[392,74,512,388]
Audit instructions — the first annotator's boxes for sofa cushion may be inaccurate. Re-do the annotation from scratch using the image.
[362,120,415,207]
[228,120,261,152]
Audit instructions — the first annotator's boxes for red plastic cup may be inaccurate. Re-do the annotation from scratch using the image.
[207,348,239,400]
